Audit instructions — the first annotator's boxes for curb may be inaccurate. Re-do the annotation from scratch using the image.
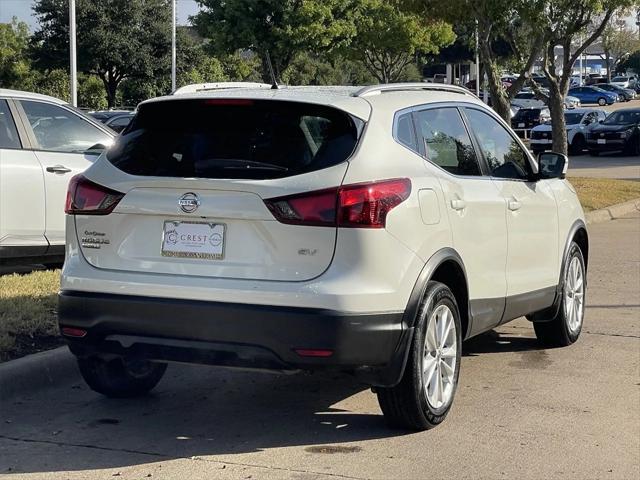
[0,346,77,402]
[585,198,640,224]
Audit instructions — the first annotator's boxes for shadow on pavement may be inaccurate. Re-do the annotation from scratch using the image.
[1,327,549,474]
[1,367,404,474]
[463,329,544,356]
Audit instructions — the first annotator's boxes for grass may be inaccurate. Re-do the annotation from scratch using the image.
[569,177,640,212]
[0,269,62,362]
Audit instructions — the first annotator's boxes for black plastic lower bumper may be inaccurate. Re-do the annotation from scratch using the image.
[58,290,410,387]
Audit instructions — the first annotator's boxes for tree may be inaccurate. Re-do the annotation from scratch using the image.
[31,0,174,107]
[281,52,376,85]
[601,17,640,79]
[419,0,545,121]
[193,0,362,83]
[618,49,640,72]
[0,17,32,89]
[528,0,637,155]
[346,0,455,83]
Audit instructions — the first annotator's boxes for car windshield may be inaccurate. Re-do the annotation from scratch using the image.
[564,113,583,125]
[106,99,362,180]
[603,110,640,125]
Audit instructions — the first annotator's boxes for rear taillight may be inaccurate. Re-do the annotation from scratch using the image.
[65,174,124,215]
[264,178,411,228]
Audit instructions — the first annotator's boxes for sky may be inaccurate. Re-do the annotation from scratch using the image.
[0,0,201,29]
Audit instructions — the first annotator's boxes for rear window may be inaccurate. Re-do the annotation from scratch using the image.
[106,99,362,180]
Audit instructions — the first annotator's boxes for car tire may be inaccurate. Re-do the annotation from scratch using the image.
[569,134,586,155]
[588,149,599,156]
[376,281,462,431]
[533,242,586,347]
[597,97,607,106]
[77,356,167,398]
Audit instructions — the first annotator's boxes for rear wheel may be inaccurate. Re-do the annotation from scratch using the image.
[597,97,607,106]
[77,356,167,398]
[377,281,462,430]
[534,242,586,347]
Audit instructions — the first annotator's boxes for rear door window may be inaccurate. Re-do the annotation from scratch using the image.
[0,100,21,149]
[20,100,111,153]
[413,107,482,176]
[107,99,361,180]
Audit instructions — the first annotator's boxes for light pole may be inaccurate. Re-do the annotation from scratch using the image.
[171,0,176,92]
[475,19,480,97]
[69,0,77,106]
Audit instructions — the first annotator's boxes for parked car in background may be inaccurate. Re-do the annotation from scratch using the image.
[58,83,588,431]
[610,76,634,89]
[0,89,114,265]
[568,86,618,106]
[511,106,551,137]
[597,83,636,102]
[88,109,135,124]
[512,90,580,110]
[587,107,640,156]
[530,108,607,155]
[511,91,543,109]
[103,112,135,133]
[585,74,606,85]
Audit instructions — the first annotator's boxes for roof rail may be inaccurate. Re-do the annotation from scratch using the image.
[353,83,476,98]
[172,82,273,95]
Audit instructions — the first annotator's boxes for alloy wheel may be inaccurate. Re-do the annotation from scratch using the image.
[564,256,585,334]
[423,304,458,409]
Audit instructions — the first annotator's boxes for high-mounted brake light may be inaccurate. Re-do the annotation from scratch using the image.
[65,174,124,215]
[264,178,411,228]
[204,99,254,106]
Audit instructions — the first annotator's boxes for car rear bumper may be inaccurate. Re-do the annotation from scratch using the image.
[58,290,411,387]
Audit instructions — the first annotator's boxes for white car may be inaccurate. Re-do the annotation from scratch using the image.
[512,90,580,109]
[610,76,633,89]
[58,83,588,431]
[530,108,607,154]
[0,90,114,265]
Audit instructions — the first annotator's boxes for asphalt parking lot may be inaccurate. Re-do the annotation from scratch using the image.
[0,212,638,479]
[568,154,640,181]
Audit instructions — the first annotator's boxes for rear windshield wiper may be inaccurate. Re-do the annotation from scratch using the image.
[202,158,289,171]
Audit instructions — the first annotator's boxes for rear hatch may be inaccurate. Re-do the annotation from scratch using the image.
[73,98,365,281]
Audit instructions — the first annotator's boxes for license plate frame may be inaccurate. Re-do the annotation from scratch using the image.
[597,139,606,144]
[161,220,225,260]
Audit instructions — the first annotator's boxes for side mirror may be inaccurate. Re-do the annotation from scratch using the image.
[537,152,568,180]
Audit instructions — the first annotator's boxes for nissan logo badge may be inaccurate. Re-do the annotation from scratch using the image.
[178,192,200,213]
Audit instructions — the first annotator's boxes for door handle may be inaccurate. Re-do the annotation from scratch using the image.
[450,198,466,211]
[508,197,522,211]
[46,165,72,174]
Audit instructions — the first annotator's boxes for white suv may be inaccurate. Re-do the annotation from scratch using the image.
[0,89,114,265]
[59,84,588,430]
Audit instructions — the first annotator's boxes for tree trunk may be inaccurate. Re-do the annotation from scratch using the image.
[482,58,510,121]
[99,73,119,109]
[547,82,568,155]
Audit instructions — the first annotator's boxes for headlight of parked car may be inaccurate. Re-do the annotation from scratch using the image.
[619,129,633,139]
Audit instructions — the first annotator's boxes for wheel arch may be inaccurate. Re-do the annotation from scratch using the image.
[528,219,588,322]
[374,248,470,388]
[403,248,470,339]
